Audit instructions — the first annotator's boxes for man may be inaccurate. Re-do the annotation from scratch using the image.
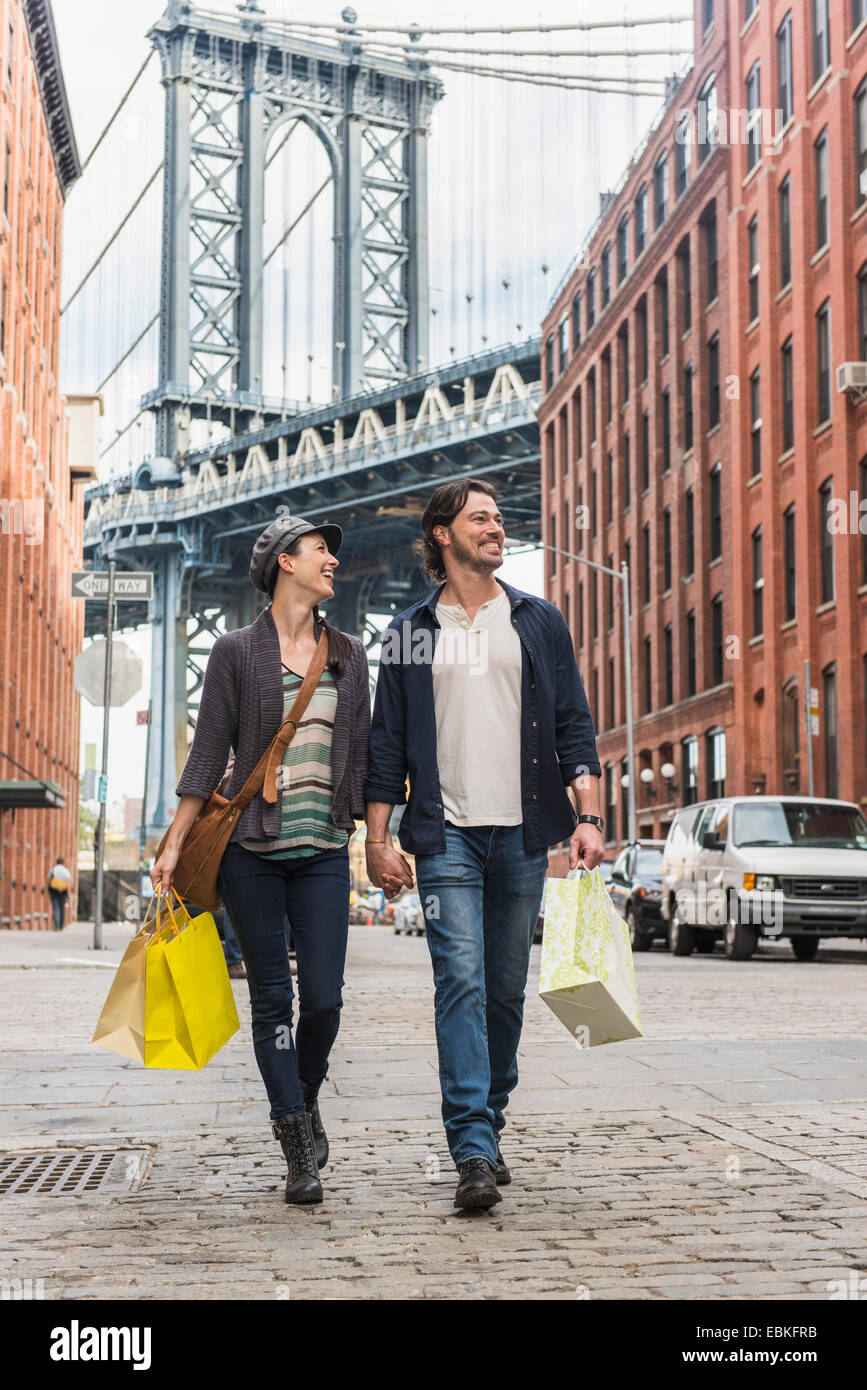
[47,856,72,931]
[364,478,603,1211]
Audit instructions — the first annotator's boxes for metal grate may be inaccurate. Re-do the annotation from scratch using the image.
[782,877,867,900]
[0,1149,150,1197]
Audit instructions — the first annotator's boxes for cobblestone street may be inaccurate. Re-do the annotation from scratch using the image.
[2,922,866,1301]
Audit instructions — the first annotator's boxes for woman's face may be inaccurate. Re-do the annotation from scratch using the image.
[275,532,339,603]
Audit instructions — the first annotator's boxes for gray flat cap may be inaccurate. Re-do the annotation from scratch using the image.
[249,515,343,593]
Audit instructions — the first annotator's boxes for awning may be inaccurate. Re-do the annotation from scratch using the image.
[0,779,67,810]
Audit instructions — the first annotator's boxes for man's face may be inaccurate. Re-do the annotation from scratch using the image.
[436,491,506,576]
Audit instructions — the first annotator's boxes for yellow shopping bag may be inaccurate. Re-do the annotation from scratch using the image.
[92,890,240,1070]
[539,867,642,1046]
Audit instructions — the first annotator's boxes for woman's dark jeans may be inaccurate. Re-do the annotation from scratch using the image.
[218,842,350,1121]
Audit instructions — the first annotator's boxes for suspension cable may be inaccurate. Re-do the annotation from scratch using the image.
[424,62,666,95]
[211,10,693,36]
[60,164,163,316]
[264,174,332,268]
[95,312,159,396]
[99,408,147,461]
[79,50,156,173]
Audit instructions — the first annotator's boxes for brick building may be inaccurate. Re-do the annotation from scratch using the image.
[0,0,84,926]
[541,0,867,851]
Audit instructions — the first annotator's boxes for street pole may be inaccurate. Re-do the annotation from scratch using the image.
[525,542,637,844]
[139,698,152,919]
[93,561,116,950]
[804,659,814,796]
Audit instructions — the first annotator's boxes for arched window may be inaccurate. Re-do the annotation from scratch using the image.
[706,726,726,799]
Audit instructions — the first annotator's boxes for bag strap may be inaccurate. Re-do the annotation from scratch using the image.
[230,629,329,813]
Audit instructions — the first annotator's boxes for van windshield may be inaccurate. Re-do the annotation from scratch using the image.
[732,802,867,849]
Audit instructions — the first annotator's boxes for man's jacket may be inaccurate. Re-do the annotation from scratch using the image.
[364,579,601,855]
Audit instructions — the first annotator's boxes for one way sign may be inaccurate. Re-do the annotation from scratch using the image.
[71,570,154,601]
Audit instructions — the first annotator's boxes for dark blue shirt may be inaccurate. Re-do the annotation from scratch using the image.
[364,579,601,855]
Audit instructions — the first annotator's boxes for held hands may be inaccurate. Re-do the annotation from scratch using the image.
[366,837,414,900]
[569,822,605,873]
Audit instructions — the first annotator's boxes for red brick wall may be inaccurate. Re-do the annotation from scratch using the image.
[541,0,867,848]
[0,0,83,927]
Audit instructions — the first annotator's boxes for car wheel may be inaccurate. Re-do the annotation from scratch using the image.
[627,907,653,952]
[694,934,716,953]
[724,915,758,961]
[667,903,695,956]
[791,936,820,961]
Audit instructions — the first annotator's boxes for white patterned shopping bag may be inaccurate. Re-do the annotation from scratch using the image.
[539,866,642,1046]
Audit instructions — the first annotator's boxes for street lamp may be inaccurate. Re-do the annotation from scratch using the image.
[509,540,637,843]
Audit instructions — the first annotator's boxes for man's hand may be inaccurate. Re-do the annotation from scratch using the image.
[366,839,414,899]
[569,822,604,873]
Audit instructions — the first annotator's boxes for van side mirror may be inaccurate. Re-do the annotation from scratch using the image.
[702,829,723,850]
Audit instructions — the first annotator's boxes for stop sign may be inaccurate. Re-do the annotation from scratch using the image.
[74,640,143,708]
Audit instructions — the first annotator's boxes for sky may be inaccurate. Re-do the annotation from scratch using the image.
[52,0,695,815]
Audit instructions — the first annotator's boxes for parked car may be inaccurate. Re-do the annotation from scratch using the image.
[607,841,666,951]
[393,892,425,936]
[660,796,867,960]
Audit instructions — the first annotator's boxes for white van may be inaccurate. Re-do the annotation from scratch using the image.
[660,796,867,960]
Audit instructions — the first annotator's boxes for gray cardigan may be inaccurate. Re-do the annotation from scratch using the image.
[176,607,371,842]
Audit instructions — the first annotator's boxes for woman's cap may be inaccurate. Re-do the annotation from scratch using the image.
[249,516,343,593]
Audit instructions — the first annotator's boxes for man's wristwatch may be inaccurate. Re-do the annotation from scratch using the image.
[576,814,604,832]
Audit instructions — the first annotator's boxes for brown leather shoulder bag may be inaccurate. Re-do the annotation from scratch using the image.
[156,631,329,911]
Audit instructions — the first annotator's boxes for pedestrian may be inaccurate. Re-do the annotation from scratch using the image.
[151,516,371,1205]
[364,478,604,1211]
[47,856,72,931]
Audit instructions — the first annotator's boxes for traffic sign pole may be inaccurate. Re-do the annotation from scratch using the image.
[804,660,815,798]
[139,701,152,918]
[93,562,116,950]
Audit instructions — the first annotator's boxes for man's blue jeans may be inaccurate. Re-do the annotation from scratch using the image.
[414,823,548,1167]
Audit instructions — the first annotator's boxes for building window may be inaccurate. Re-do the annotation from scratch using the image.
[601,244,611,307]
[6,17,12,89]
[558,318,569,373]
[634,185,647,257]
[748,214,760,322]
[606,554,615,631]
[813,0,830,84]
[784,503,797,621]
[781,335,794,450]
[2,140,9,219]
[675,114,690,197]
[0,273,5,358]
[686,610,697,696]
[550,513,557,576]
[682,735,698,804]
[746,62,761,172]
[606,452,614,525]
[561,406,569,478]
[663,506,672,591]
[545,335,555,389]
[617,215,629,283]
[683,364,694,452]
[642,522,651,604]
[678,238,692,332]
[750,368,761,476]
[824,662,838,796]
[574,384,583,459]
[709,461,722,560]
[591,468,597,537]
[654,152,668,227]
[607,657,616,727]
[621,757,630,840]
[623,432,631,508]
[643,637,652,715]
[577,580,584,646]
[637,296,648,381]
[664,624,674,705]
[706,726,726,798]
[745,0,758,18]
[854,1,867,32]
[702,201,718,303]
[815,127,829,250]
[593,669,599,724]
[592,570,598,637]
[862,458,867,583]
[577,486,584,554]
[641,410,650,491]
[661,388,671,473]
[586,269,596,330]
[685,487,695,576]
[782,678,800,789]
[657,271,670,357]
[697,74,718,163]
[816,299,831,423]
[857,81,867,206]
[572,291,582,352]
[777,13,793,127]
[588,367,596,442]
[819,477,835,603]
[708,335,720,430]
[619,325,629,403]
[778,177,792,287]
[702,0,714,31]
[605,763,617,838]
[603,347,613,422]
[752,526,764,637]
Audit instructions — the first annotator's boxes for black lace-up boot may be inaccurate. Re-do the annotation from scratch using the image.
[454,1157,501,1210]
[272,1111,322,1204]
[300,1077,329,1169]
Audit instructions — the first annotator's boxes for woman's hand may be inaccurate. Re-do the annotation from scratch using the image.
[151,843,180,894]
[366,840,414,899]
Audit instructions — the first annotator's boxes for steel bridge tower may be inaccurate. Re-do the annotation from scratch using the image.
[147,0,443,460]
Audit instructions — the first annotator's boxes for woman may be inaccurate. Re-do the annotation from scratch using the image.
[151,516,370,1205]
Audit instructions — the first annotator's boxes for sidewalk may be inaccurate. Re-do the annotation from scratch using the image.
[1,923,866,1300]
